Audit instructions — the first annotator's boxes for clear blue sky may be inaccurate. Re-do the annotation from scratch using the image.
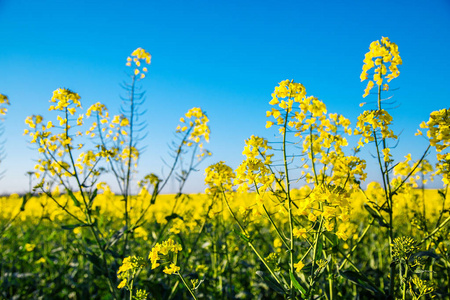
[0,0,449,194]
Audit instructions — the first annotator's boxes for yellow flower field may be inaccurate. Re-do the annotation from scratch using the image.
[1,37,449,299]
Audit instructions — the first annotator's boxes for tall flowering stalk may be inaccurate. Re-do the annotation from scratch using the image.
[23,49,212,299]
[117,48,151,255]
[356,37,443,298]
[357,37,405,297]
[205,161,288,294]
[24,88,120,297]
[87,49,212,258]
[416,109,450,245]
[83,48,152,257]
[205,80,367,298]
[265,80,366,298]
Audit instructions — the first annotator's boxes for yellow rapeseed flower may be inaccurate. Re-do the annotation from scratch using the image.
[294,260,304,273]
[360,37,402,98]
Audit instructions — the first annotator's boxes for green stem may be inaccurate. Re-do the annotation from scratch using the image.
[339,219,374,270]
[122,74,136,257]
[221,190,287,292]
[308,212,324,298]
[261,201,290,249]
[417,213,450,246]
[129,277,134,300]
[374,83,395,298]
[402,263,408,300]
[434,185,448,230]
[309,127,319,185]
[326,234,334,300]
[282,108,295,299]
[324,234,385,296]
[177,272,198,300]
[63,108,118,298]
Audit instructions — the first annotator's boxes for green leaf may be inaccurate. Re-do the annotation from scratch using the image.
[315,239,323,261]
[412,250,440,260]
[340,270,384,298]
[89,188,98,207]
[20,193,30,211]
[61,223,88,230]
[364,203,388,227]
[234,229,253,243]
[104,226,128,250]
[165,213,182,222]
[105,248,121,258]
[256,271,285,295]
[85,253,103,276]
[67,189,81,207]
[300,262,313,274]
[313,260,328,279]
[290,271,307,296]
[150,181,160,205]
[324,231,338,250]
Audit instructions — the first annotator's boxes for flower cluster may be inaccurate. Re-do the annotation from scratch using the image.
[328,154,367,188]
[85,103,131,142]
[0,93,10,116]
[393,155,434,188]
[148,238,182,274]
[204,161,235,194]
[235,135,275,193]
[354,109,397,147]
[117,255,147,289]
[419,108,450,184]
[84,102,144,181]
[49,88,81,111]
[267,80,307,126]
[409,276,436,299]
[138,173,161,188]
[266,80,312,134]
[266,80,327,136]
[267,80,363,188]
[86,102,109,118]
[420,108,450,152]
[175,107,211,161]
[360,37,402,97]
[133,289,149,300]
[126,47,151,79]
[24,89,109,185]
[176,107,210,146]
[298,184,353,237]
[392,236,418,261]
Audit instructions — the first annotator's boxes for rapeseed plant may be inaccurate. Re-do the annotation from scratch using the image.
[20,47,212,299]
[2,37,450,299]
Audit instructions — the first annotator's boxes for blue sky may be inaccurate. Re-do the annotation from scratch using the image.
[0,0,449,194]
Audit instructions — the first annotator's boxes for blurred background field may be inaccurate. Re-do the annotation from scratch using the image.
[1,186,448,298]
